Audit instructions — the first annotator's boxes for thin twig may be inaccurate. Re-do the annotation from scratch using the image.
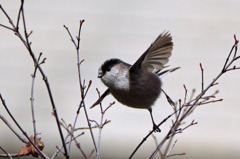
[0,2,67,158]
[129,113,174,159]
[68,80,92,152]
[74,125,98,130]
[197,99,223,106]
[162,108,182,158]
[149,35,239,159]
[166,140,178,157]
[183,85,187,105]
[151,133,162,158]
[233,35,239,57]
[188,89,195,104]
[222,44,235,73]
[52,132,84,159]
[21,2,67,157]
[0,146,13,159]
[200,63,204,91]
[30,53,42,146]
[0,24,14,31]
[64,20,97,153]
[92,89,113,159]
[0,114,27,143]
[75,20,97,153]
[88,149,96,158]
[15,0,24,32]
[0,5,15,28]
[0,94,48,159]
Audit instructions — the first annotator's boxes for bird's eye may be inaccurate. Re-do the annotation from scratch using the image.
[106,67,111,72]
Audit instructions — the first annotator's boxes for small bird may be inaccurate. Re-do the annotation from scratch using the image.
[90,31,178,132]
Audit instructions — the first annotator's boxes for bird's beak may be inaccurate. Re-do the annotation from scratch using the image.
[98,74,103,78]
[98,69,103,78]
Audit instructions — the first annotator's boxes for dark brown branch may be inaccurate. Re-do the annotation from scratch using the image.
[15,0,24,32]
[0,1,67,158]
[0,24,14,31]
[129,113,174,159]
[19,2,68,158]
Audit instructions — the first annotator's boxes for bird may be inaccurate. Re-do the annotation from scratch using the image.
[90,31,179,132]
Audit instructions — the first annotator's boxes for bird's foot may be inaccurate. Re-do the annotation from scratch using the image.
[153,124,161,133]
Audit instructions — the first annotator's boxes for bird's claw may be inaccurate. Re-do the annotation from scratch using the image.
[153,124,161,133]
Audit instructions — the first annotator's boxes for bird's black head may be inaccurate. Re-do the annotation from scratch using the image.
[99,58,122,78]
[101,58,122,73]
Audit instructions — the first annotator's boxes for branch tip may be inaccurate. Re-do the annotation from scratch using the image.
[183,84,186,89]
[234,34,239,44]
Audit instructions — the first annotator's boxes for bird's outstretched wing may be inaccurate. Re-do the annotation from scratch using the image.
[129,32,173,74]
[90,89,110,109]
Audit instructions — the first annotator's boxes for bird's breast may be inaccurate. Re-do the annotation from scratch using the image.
[110,71,161,109]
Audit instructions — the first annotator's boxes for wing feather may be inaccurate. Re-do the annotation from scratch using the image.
[130,31,173,73]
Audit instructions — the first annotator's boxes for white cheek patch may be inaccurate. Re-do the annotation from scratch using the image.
[110,66,130,90]
[110,66,120,75]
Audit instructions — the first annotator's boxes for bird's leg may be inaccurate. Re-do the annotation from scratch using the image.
[148,108,161,132]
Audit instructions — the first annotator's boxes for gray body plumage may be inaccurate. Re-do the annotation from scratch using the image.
[100,60,161,109]
[91,31,178,132]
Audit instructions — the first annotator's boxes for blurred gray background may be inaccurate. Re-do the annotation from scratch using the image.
[1,1,240,159]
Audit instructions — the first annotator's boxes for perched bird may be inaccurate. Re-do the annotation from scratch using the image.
[91,31,178,132]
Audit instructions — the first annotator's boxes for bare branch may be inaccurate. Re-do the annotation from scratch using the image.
[200,63,204,91]
[0,146,13,159]
[0,114,27,143]
[0,94,48,159]
[151,133,162,158]
[0,1,67,158]
[64,20,97,154]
